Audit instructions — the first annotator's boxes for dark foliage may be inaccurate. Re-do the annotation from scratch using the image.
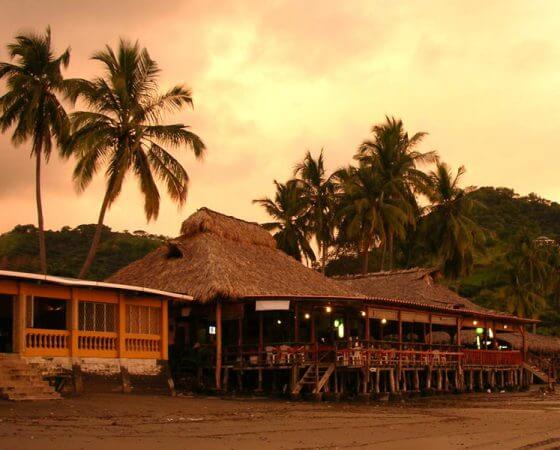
[0,224,164,280]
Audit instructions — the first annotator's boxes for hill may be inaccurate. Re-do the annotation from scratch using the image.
[0,224,166,280]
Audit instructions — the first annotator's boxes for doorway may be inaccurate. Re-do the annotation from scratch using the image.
[0,295,14,353]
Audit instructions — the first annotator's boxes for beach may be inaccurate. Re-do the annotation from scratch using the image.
[1,389,559,450]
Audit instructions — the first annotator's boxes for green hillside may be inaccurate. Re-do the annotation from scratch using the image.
[0,224,165,280]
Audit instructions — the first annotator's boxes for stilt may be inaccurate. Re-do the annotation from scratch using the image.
[389,368,396,393]
[237,370,243,392]
[469,369,474,392]
[375,370,380,394]
[478,369,484,390]
[223,367,230,392]
[425,366,432,390]
[437,369,443,391]
[413,369,420,392]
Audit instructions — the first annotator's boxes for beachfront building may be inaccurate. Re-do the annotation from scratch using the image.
[0,270,190,399]
[109,208,538,398]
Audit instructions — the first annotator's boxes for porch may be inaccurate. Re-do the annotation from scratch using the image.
[189,298,529,396]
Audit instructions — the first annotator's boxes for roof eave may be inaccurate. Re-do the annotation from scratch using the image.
[0,270,193,301]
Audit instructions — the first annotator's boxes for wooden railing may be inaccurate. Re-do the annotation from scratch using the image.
[224,341,523,369]
[125,333,161,357]
[25,328,70,356]
[77,331,118,357]
[463,350,523,366]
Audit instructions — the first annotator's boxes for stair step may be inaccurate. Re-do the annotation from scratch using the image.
[0,356,61,402]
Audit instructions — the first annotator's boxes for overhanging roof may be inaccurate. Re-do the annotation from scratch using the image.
[0,269,193,301]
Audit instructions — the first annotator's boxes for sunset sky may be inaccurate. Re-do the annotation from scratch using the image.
[1,0,560,237]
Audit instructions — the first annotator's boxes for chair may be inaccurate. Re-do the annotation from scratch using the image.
[265,346,276,365]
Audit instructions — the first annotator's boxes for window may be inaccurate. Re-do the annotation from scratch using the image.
[78,301,116,332]
[126,305,161,335]
[26,296,67,330]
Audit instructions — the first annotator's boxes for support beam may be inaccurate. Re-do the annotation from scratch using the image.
[294,302,299,342]
[258,312,264,365]
[161,299,168,360]
[398,311,403,350]
[118,294,126,358]
[70,288,79,358]
[15,283,27,354]
[215,301,223,390]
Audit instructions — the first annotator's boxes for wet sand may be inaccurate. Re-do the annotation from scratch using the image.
[1,390,560,449]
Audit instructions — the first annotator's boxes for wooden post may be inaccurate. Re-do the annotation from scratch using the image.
[413,369,420,392]
[389,368,396,393]
[428,314,433,348]
[15,283,27,354]
[118,294,126,358]
[238,317,243,353]
[365,309,370,342]
[294,302,299,342]
[258,312,264,364]
[398,311,403,350]
[456,317,462,348]
[70,288,79,357]
[161,299,168,360]
[310,309,316,344]
[426,366,432,390]
[215,301,223,390]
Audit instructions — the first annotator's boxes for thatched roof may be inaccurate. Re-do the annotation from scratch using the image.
[461,329,560,353]
[334,268,532,322]
[335,268,484,311]
[107,208,360,303]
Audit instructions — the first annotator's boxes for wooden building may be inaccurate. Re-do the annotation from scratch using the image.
[0,270,191,398]
[109,208,539,398]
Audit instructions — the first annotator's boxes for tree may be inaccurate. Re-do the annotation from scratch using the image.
[294,150,336,272]
[253,180,315,263]
[0,27,70,273]
[357,116,435,269]
[64,39,205,278]
[335,163,409,274]
[422,160,486,278]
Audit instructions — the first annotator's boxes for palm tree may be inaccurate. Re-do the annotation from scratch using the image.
[253,180,316,263]
[498,265,547,319]
[422,160,486,278]
[335,164,409,274]
[64,40,205,278]
[294,150,336,272]
[0,27,70,274]
[357,116,435,269]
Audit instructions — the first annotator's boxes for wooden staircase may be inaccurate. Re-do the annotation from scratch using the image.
[0,354,61,401]
[523,362,555,386]
[292,363,335,395]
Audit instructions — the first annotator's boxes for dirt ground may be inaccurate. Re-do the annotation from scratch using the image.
[1,390,560,450]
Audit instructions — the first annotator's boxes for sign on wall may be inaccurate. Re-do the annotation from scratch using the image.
[255,300,291,311]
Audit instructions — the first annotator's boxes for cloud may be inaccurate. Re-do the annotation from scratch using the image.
[1,0,560,238]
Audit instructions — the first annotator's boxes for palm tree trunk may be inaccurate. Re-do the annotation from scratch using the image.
[35,150,47,274]
[361,239,370,275]
[388,232,394,270]
[380,243,387,271]
[321,241,327,273]
[362,249,369,275]
[79,191,111,278]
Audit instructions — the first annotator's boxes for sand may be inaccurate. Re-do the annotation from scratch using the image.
[1,390,560,449]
